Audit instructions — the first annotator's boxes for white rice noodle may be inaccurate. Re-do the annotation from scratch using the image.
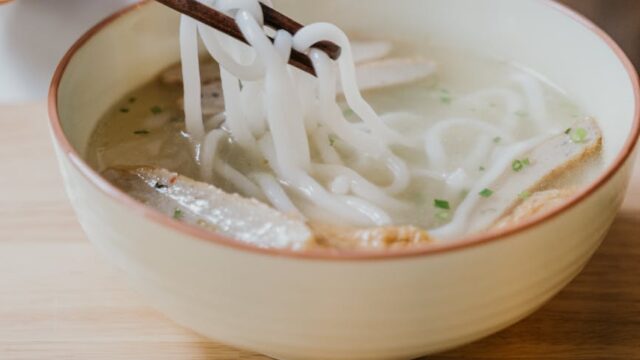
[259,136,390,226]
[457,87,523,131]
[179,15,205,139]
[430,135,549,239]
[424,117,513,172]
[200,129,226,181]
[512,73,552,132]
[214,159,265,201]
[179,0,562,235]
[311,126,343,165]
[218,68,259,152]
[251,172,303,218]
[313,164,410,211]
[236,10,311,170]
[292,23,408,146]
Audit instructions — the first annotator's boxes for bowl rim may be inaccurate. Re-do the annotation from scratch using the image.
[48,0,640,261]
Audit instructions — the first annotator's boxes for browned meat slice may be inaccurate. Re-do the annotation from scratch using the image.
[103,166,313,250]
[492,188,577,230]
[311,223,432,250]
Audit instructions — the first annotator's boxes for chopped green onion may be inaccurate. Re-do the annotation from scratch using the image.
[133,129,149,135]
[512,160,524,172]
[564,127,572,134]
[173,208,183,220]
[434,199,450,210]
[435,210,450,221]
[493,136,502,144]
[328,134,338,146]
[570,127,588,143]
[119,108,129,113]
[479,166,486,172]
[522,158,530,166]
[439,89,452,104]
[150,105,163,114]
[343,109,354,116]
[479,188,494,198]
[518,190,531,200]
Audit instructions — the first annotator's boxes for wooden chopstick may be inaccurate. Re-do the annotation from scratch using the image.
[155,0,342,76]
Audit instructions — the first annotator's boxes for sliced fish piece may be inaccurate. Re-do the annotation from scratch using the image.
[311,223,432,250]
[350,40,393,64]
[103,166,313,250]
[339,57,436,94]
[436,118,602,239]
[492,188,577,230]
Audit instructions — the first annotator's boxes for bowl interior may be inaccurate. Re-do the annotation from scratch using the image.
[56,0,637,170]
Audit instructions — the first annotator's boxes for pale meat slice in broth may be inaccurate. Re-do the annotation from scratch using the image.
[340,57,436,93]
[454,118,602,237]
[350,40,393,64]
[103,167,433,250]
[103,167,313,250]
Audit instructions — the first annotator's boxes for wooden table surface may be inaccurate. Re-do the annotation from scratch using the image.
[1,99,639,360]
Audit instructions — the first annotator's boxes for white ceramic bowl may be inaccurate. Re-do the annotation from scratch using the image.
[49,1,639,359]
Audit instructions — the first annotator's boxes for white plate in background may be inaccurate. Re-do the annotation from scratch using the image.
[0,0,134,103]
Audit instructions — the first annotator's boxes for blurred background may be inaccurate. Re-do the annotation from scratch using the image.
[0,0,638,102]
[561,0,640,69]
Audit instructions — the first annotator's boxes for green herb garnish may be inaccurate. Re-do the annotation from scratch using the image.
[343,109,354,117]
[493,136,502,144]
[434,199,450,210]
[570,127,588,143]
[512,159,524,172]
[328,134,338,146]
[522,158,530,166]
[439,89,452,104]
[133,129,150,135]
[479,166,486,172]
[518,190,531,200]
[479,188,494,198]
[435,210,450,221]
[564,127,572,134]
[119,108,129,113]
[173,208,183,220]
[150,105,163,114]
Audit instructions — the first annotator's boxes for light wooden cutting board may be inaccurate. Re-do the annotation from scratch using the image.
[1,103,639,359]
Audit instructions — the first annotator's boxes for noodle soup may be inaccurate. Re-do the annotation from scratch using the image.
[88,44,600,249]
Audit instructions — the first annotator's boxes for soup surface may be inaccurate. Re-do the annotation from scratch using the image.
[88,45,601,247]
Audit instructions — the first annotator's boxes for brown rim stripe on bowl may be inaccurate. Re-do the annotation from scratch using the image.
[48,0,640,261]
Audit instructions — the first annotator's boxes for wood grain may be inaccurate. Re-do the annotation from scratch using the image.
[0,97,638,360]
